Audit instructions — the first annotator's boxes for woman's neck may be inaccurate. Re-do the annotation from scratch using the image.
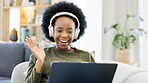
[55,46,75,53]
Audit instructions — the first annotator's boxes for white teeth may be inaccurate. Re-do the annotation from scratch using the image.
[60,40,68,43]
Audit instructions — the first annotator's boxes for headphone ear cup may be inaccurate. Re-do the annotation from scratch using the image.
[51,26,54,37]
[74,29,80,39]
[49,25,53,37]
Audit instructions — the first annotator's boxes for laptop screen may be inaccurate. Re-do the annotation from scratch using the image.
[48,62,117,83]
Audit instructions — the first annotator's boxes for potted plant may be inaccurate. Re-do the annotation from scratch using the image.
[104,14,148,65]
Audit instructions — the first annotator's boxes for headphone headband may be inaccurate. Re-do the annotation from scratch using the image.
[50,12,80,29]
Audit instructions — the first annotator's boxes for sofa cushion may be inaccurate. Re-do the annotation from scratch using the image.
[11,62,29,83]
[24,43,32,61]
[0,77,10,80]
[0,43,25,78]
[126,72,148,83]
[0,79,11,83]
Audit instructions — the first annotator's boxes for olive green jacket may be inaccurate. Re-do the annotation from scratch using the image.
[25,47,95,83]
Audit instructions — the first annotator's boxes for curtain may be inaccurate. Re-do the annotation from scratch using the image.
[139,0,148,70]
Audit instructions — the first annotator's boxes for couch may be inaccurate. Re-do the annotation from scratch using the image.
[0,43,35,83]
[0,43,148,83]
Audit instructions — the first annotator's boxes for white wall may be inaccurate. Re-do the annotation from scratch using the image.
[67,0,102,61]
[95,0,102,62]
[102,0,119,61]
[67,0,97,52]
[102,0,139,62]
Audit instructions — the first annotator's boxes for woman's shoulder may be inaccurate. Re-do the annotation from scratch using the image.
[74,48,90,55]
[44,47,55,51]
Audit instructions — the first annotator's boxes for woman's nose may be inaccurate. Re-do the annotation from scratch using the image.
[61,31,68,37]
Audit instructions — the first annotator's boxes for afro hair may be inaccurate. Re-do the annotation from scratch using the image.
[41,1,87,42]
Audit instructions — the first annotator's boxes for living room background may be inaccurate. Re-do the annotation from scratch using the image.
[1,0,148,70]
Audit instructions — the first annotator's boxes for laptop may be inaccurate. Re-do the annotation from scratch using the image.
[48,62,117,83]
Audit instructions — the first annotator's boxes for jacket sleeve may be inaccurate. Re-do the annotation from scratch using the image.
[25,54,42,83]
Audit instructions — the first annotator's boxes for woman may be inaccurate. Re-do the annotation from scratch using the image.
[25,1,95,83]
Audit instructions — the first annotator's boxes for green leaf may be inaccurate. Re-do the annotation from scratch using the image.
[138,29,147,36]
[127,14,143,21]
[123,35,136,47]
[124,36,129,48]
[112,40,119,47]
[138,29,148,38]
[112,34,123,47]
[129,35,136,42]
[132,41,136,44]
[126,14,130,19]
[130,29,134,31]
[134,15,143,21]
[112,24,119,29]
[124,36,129,42]
[104,26,111,33]
[104,24,119,33]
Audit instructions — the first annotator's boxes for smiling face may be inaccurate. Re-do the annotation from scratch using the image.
[53,16,75,51]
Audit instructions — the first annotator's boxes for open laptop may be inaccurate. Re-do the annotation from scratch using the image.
[48,62,117,83]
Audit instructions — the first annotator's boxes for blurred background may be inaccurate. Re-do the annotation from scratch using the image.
[0,0,148,70]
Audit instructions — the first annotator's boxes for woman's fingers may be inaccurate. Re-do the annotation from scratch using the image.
[26,42,30,48]
[26,37,33,48]
[30,39,36,47]
[26,37,36,48]
[39,44,43,50]
[26,38,31,48]
[39,44,45,58]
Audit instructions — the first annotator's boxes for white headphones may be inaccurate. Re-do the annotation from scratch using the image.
[48,12,80,39]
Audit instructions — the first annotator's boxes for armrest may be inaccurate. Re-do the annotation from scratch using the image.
[11,62,29,83]
[126,72,148,83]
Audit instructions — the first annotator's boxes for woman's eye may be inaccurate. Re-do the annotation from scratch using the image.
[68,31,72,34]
[56,30,62,32]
